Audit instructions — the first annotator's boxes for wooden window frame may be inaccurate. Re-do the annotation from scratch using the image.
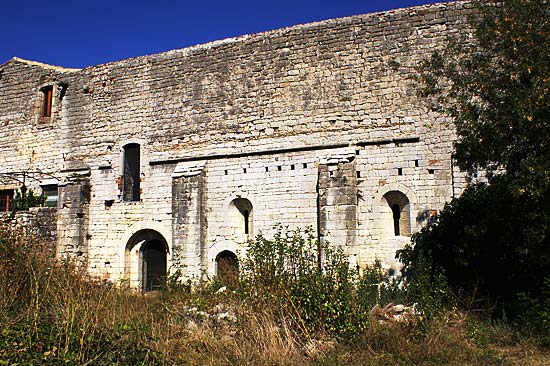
[41,85,53,119]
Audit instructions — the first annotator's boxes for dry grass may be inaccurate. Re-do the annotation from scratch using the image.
[1,222,549,365]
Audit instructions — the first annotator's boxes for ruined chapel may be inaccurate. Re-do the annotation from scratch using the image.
[0,1,474,290]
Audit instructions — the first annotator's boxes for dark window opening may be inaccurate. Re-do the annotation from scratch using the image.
[415,160,419,167]
[398,168,403,176]
[141,239,167,292]
[243,168,247,173]
[41,86,53,118]
[428,169,435,175]
[224,170,228,175]
[123,143,140,201]
[277,166,282,171]
[391,204,401,236]
[265,167,269,172]
[243,209,250,234]
[0,189,14,212]
[230,197,253,238]
[357,171,361,178]
[383,190,411,237]
[291,164,295,170]
[303,163,307,169]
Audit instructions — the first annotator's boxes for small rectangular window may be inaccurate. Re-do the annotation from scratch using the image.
[123,143,141,201]
[41,185,58,208]
[41,86,53,118]
[0,189,14,212]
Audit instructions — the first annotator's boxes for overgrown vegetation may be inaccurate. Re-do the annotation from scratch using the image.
[1,223,548,365]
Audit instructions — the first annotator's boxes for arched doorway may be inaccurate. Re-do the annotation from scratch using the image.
[125,229,168,292]
[215,250,239,285]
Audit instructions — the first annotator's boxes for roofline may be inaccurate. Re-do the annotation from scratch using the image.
[1,57,81,72]
[3,1,463,71]
[83,0,464,70]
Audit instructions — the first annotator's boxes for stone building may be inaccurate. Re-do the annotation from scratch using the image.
[0,1,472,290]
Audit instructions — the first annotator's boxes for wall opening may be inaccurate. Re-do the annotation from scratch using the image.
[141,239,167,292]
[391,203,401,236]
[215,250,238,285]
[41,85,53,118]
[228,198,253,240]
[124,229,168,292]
[0,189,14,212]
[41,184,58,208]
[122,143,140,201]
[382,191,411,236]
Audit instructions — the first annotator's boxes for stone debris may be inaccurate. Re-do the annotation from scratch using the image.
[176,303,237,324]
[370,303,421,324]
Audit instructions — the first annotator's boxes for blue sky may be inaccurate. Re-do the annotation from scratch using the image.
[2,0,446,68]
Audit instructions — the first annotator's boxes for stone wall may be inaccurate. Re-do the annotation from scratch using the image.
[0,208,58,255]
[0,1,475,284]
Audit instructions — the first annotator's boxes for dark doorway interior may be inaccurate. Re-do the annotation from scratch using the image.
[216,250,239,285]
[141,239,167,292]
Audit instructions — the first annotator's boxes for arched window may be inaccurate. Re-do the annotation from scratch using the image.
[228,198,253,239]
[383,191,411,236]
[123,143,140,201]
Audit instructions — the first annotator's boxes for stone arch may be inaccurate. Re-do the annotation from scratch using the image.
[383,191,411,236]
[215,250,239,285]
[371,183,417,238]
[120,221,171,290]
[125,229,169,292]
[226,196,254,242]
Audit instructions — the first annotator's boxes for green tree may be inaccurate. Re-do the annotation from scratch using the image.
[400,0,550,326]
[417,0,549,197]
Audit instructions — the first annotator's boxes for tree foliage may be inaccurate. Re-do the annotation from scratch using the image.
[401,0,550,328]
[417,0,549,197]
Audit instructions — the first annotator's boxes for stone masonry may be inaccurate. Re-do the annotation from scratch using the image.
[0,1,474,289]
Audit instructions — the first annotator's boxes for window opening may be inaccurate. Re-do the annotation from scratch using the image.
[243,209,250,234]
[41,184,58,207]
[0,189,14,212]
[41,86,53,118]
[391,204,401,236]
[398,168,403,176]
[382,190,411,237]
[229,198,253,239]
[123,143,140,201]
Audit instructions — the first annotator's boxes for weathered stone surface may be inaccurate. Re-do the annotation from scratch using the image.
[0,1,474,286]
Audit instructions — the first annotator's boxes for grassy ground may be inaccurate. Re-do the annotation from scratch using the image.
[1,224,548,365]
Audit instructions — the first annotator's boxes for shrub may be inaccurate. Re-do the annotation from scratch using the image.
[239,227,404,339]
